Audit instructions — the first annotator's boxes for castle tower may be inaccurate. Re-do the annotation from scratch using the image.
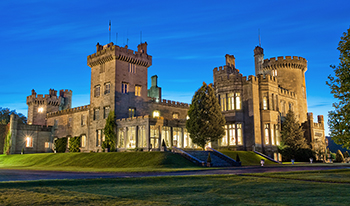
[87,41,152,150]
[262,56,308,122]
[26,89,61,125]
[254,46,264,76]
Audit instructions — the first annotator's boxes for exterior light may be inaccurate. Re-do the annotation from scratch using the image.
[153,110,160,118]
[38,107,44,113]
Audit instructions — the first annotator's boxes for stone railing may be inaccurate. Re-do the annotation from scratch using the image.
[206,147,241,166]
[172,146,205,166]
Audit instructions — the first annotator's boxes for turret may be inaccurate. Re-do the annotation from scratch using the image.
[254,46,264,76]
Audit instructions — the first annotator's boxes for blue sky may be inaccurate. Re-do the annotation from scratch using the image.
[1,0,349,135]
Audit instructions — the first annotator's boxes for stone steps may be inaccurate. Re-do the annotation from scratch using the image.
[186,151,232,167]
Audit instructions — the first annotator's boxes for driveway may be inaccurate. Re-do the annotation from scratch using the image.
[0,165,349,182]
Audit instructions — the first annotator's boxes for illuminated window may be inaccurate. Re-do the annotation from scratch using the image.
[122,82,128,93]
[38,107,44,113]
[173,127,182,147]
[275,125,280,145]
[263,96,268,110]
[221,125,228,146]
[45,142,50,148]
[150,125,159,148]
[129,108,135,118]
[220,94,227,111]
[26,137,33,147]
[126,127,136,148]
[271,126,275,145]
[81,135,86,147]
[227,93,234,110]
[138,126,147,147]
[118,128,125,148]
[96,130,102,146]
[172,113,179,119]
[104,106,110,119]
[67,136,71,148]
[153,110,160,118]
[94,85,100,97]
[105,83,111,95]
[229,124,236,146]
[235,93,241,110]
[81,114,86,126]
[135,85,141,96]
[237,124,243,145]
[264,124,269,145]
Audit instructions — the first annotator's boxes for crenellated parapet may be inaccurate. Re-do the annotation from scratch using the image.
[87,42,152,68]
[262,56,307,72]
[257,74,277,84]
[26,89,61,106]
[278,87,296,98]
[116,115,152,122]
[47,105,90,118]
[148,98,190,108]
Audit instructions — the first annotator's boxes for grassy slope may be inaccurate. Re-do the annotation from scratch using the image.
[220,150,278,166]
[0,152,199,172]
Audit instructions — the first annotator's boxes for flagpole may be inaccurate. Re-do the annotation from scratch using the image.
[109,20,111,43]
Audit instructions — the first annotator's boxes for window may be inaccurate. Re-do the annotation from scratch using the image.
[94,85,100,97]
[275,125,280,145]
[138,126,147,147]
[105,83,110,95]
[150,125,159,149]
[271,94,275,111]
[229,124,236,146]
[271,126,275,145]
[172,113,179,119]
[129,108,135,118]
[227,93,234,110]
[153,110,160,118]
[81,135,86,147]
[221,125,228,146]
[67,136,71,148]
[68,117,72,127]
[118,128,125,148]
[263,96,268,110]
[26,137,33,147]
[220,94,227,111]
[122,82,128,94]
[162,126,171,147]
[38,107,44,113]
[237,124,243,145]
[128,63,136,73]
[94,108,99,120]
[126,127,136,148]
[96,130,102,146]
[264,124,270,145]
[173,127,182,148]
[81,114,86,126]
[100,64,105,73]
[45,142,50,148]
[104,106,110,119]
[235,93,241,110]
[135,85,141,96]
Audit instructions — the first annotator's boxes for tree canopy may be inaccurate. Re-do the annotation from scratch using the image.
[186,82,226,149]
[326,28,350,149]
[0,107,27,124]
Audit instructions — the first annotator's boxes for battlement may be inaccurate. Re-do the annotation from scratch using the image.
[307,113,324,129]
[213,65,240,79]
[262,56,307,71]
[278,87,296,98]
[116,115,154,122]
[87,42,152,68]
[59,89,72,97]
[47,105,90,118]
[148,98,190,108]
[258,74,277,83]
[26,89,61,106]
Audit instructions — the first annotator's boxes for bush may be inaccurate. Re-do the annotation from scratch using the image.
[236,154,241,162]
[69,136,81,152]
[335,150,345,162]
[207,152,211,163]
[344,151,349,158]
[278,146,315,162]
[55,137,67,153]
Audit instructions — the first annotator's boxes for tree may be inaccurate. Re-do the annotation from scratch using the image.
[335,149,345,162]
[69,136,81,152]
[279,110,311,161]
[103,111,116,152]
[312,138,327,161]
[54,137,67,153]
[186,82,226,149]
[326,28,350,150]
[0,107,27,125]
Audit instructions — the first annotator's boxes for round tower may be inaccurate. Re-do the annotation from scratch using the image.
[254,46,264,76]
[262,56,308,122]
[26,89,61,125]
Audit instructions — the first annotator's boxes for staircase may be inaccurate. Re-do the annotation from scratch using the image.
[172,147,240,167]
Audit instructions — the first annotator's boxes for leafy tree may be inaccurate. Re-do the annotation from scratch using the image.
[69,136,81,152]
[55,137,67,153]
[0,107,27,124]
[279,110,310,161]
[326,28,350,150]
[103,111,116,152]
[186,82,226,149]
[335,149,345,162]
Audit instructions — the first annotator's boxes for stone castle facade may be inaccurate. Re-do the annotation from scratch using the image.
[7,41,325,160]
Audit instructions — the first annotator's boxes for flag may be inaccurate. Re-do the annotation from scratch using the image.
[109,20,111,31]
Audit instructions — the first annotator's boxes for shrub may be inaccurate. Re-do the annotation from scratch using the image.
[207,152,211,163]
[278,146,315,162]
[236,154,241,162]
[335,150,345,162]
[69,136,81,152]
[55,137,67,153]
[343,151,349,158]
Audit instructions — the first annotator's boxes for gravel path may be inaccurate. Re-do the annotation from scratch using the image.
[0,165,349,182]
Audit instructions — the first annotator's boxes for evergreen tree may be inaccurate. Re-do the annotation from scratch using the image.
[335,149,345,162]
[103,111,116,152]
[0,107,27,124]
[326,28,350,149]
[186,82,226,149]
[280,110,309,150]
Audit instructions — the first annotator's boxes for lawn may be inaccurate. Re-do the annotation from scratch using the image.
[220,150,278,166]
[0,170,350,205]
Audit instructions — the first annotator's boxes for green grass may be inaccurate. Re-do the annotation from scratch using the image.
[0,152,201,172]
[220,150,278,166]
[1,170,350,205]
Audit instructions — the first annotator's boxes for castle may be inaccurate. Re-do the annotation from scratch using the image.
[6,41,325,160]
